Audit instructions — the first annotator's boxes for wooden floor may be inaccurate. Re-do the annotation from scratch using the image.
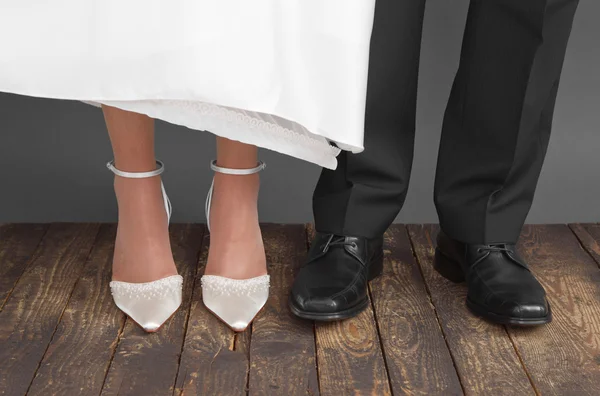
[1,224,600,396]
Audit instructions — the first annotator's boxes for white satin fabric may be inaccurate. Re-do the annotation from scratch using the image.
[0,1,376,169]
[201,275,270,332]
[110,275,184,332]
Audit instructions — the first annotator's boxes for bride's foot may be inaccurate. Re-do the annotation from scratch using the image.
[202,161,269,332]
[205,171,266,279]
[107,161,182,333]
[111,175,177,283]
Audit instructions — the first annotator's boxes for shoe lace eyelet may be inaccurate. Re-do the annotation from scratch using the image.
[351,242,358,249]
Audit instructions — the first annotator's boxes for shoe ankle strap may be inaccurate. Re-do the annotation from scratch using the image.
[106,160,165,178]
[210,160,266,175]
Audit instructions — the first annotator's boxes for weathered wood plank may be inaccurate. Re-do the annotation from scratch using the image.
[0,223,100,396]
[174,233,248,396]
[249,224,319,396]
[234,327,252,395]
[235,327,252,360]
[570,223,600,267]
[369,225,462,395]
[101,224,204,396]
[27,224,125,396]
[407,224,534,396]
[0,224,48,309]
[306,225,390,396]
[315,311,391,395]
[508,225,600,395]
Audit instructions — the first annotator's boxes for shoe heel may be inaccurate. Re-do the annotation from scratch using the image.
[368,253,384,281]
[433,249,465,283]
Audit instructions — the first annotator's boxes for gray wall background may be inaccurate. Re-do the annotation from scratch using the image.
[1,0,599,224]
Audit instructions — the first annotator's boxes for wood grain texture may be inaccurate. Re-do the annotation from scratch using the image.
[306,225,391,396]
[0,223,100,396]
[249,224,319,396]
[570,223,600,267]
[407,224,534,396]
[5,223,600,396]
[174,233,248,396]
[101,224,204,396]
[508,225,600,395]
[315,311,391,396]
[0,223,48,309]
[234,327,252,359]
[369,225,462,395]
[27,224,125,396]
[234,327,252,396]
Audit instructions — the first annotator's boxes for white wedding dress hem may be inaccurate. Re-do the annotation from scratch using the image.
[88,99,344,169]
[0,0,376,170]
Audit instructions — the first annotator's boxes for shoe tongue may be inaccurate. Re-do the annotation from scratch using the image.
[330,235,347,243]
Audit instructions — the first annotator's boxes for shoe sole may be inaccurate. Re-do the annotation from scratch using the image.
[466,298,552,326]
[288,296,370,321]
[288,253,384,322]
[434,248,552,326]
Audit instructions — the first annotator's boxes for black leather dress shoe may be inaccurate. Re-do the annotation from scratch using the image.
[434,230,551,326]
[289,233,384,321]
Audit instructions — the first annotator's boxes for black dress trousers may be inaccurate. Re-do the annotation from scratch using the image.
[313,0,579,244]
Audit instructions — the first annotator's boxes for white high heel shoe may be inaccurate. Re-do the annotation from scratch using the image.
[106,160,183,333]
[201,160,270,332]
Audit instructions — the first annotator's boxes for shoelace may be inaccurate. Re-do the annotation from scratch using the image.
[477,245,511,254]
[321,234,357,253]
[475,244,530,271]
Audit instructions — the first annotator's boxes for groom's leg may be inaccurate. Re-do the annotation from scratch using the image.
[290,0,427,321]
[433,0,579,326]
[313,0,427,239]
[435,0,580,244]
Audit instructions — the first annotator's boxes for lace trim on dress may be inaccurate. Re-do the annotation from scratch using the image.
[92,99,342,169]
[164,100,340,155]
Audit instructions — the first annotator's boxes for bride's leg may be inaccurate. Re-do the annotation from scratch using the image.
[205,137,267,279]
[103,105,177,282]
